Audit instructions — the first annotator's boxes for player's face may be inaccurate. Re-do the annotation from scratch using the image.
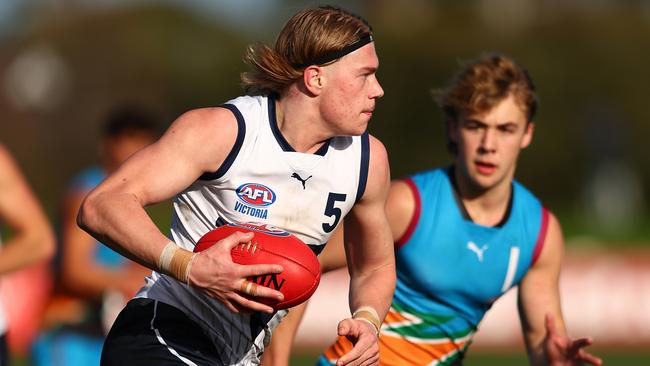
[451,93,534,192]
[319,43,384,136]
[103,132,155,173]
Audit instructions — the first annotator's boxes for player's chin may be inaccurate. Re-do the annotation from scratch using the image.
[346,120,370,136]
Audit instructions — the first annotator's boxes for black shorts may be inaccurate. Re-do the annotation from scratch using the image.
[101,298,222,366]
[0,333,8,366]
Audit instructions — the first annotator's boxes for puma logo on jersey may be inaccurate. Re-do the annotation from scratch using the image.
[467,241,488,262]
[291,173,312,189]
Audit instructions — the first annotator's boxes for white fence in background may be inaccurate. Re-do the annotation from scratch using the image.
[295,247,650,351]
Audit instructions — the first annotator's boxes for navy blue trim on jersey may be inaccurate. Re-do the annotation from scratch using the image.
[308,243,325,256]
[267,95,331,156]
[355,132,370,203]
[199,104,246,181]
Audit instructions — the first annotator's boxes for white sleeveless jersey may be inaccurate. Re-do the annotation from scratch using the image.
[136,95,370,365]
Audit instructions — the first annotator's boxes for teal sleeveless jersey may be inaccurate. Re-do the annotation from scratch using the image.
[320,167,549,365]
[388,167,547,363]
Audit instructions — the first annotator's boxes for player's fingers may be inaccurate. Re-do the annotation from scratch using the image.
[352,342,379,366]
[337,341,375,366]
[239,263,284,277]
[336,322,376,366]
[239,279,284,301]
[578,351,602,366]
[218,231,255,250]
[230,291,275,314]
[337,318,353,336]
[219,297,241,314]
[544,313,557,336]
[570,336,593,351]
[358,353,379,366]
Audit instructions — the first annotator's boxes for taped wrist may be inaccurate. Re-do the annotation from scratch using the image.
[352,306,381,336]
[159,241,197,285]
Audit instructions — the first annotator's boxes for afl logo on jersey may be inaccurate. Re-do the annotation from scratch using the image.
[236,183,276,207]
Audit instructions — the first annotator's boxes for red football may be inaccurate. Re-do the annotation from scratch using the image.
[194,222,321,310]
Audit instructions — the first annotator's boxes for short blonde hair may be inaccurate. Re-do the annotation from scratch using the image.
[434,54,538,153]
[241,6,373,95]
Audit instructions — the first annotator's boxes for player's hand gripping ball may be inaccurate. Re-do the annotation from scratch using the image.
[194,222,321,310]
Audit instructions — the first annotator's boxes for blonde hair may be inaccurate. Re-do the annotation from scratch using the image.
[434,54,538,153]
[241,5,373,95]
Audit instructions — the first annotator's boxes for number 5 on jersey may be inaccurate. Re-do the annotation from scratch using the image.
[322,193,346,233]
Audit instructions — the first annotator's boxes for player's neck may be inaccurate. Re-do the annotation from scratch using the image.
[275,94,330,154]
[453,167,513,227]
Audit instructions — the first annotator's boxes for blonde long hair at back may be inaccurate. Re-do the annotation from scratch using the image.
[241,5,373,96]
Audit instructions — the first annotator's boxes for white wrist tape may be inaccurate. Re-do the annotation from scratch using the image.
[159,241,178,272]
[159,241,197,285]
[353,306,381,335]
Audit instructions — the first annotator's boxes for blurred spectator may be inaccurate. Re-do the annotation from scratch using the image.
[32,106,158,366]
[0,144,56,365]
[580,100,645,233]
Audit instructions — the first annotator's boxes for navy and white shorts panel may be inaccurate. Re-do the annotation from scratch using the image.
[101,298,224,366]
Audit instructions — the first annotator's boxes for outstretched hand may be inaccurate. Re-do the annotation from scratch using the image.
[188,231,284,314]
[544,313,602,365]
[334,318,379,366]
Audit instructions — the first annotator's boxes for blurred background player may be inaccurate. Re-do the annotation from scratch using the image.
[263,54,602,366]
[78,5,395,366]
[32,106,158,366]
[0,144,55,365]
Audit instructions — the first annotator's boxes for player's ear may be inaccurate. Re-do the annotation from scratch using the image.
[303,65,323,96]
[521,121,535,149]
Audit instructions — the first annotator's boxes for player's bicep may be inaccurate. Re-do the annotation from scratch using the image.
[344,136,392,270]
[518,213,565,339]
[91,107,239,206]
[386,180,417,243]
[319,224,347,273]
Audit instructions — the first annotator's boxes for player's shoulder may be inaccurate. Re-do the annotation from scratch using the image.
[222,94,267,110]
[0,144,26,180]
[176,95,269,136]
[365,133,390,181]
[367,133,388,163]
[168,104,242,146]
[406,166,449,190]
[0,143,13,165]
[512,179,543,208]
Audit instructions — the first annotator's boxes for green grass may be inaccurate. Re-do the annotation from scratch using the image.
[14,349,650,365]
[289,350,650,365]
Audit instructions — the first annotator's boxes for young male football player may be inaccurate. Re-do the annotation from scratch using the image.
[78,6,395,366]
[263,54,602,366]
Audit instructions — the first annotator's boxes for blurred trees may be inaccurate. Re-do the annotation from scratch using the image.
[0,0,647,241]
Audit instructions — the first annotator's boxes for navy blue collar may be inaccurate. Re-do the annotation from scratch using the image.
[267,95,330,156]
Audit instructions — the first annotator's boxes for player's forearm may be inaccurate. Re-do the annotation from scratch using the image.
[0,225,54,275]
[78,190,170,271]
[348,261,396,322]
[524,335,547,366]
[62,264,138,299]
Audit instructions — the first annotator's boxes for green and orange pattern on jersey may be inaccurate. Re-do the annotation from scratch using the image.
[319,302,476,366]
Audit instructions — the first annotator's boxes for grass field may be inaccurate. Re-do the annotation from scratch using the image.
[289,349,650,365]
[11,347,650,365]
